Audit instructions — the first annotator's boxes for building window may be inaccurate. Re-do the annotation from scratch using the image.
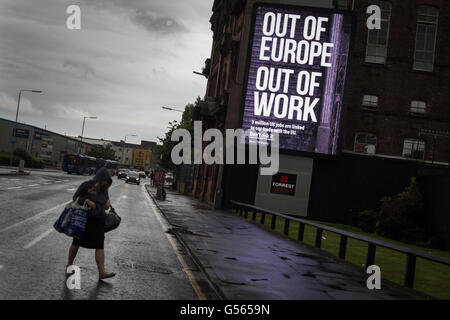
[410,100,427,116]
[402,138,425,160]
[336,0,348,9]
[362,94,379,110]
[365,1,392,64]
[413,6,438,71]
[354,133,377,155]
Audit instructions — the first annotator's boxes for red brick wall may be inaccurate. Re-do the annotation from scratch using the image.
[344,0,450,163]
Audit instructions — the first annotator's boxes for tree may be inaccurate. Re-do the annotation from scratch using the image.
[87,144,116,160]
[157,97,200,171]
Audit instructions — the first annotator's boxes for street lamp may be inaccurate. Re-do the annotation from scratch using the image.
[79,116,97,154]
[16,89,42,122]
[122,134,137,166]
[162,106,184,113]
[10,89,43,167]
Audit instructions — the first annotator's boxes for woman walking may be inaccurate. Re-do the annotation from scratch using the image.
[67,167,116,280]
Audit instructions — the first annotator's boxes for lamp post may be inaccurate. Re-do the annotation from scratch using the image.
[79,116,97,154]
[122,134,137,166]
[162,106,184,113]
[10,89,42,166]
[16,89,42,122]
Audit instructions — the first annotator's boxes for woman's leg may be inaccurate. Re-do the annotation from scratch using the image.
[95,249,115,279]
[67,245,79,267]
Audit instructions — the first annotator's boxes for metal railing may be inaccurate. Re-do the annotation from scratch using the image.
[229,200,450,289]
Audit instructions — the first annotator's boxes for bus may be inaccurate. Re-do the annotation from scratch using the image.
[62,154,97,175]
[94,158,119,176]
[105,159,119,176]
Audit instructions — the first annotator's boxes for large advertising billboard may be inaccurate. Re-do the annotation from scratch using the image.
[241,3,355,156]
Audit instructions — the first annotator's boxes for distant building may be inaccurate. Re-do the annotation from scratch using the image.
[110,140,158,169]
[72,136,113,148]
[0,117,93,167]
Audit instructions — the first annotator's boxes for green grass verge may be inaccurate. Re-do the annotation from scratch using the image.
[235,210,450,300]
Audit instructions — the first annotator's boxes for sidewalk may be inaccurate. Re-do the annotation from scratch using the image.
[146,185,429,300]
[0,167,30,176]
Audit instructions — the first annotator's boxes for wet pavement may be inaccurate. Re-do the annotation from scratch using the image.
[0,169,429,300]
[148,186,429,300]
[0,171,213,299]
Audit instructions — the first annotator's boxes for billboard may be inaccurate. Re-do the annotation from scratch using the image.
[241,3,355,156]
[13,128,30,138]
[132,149,151,168]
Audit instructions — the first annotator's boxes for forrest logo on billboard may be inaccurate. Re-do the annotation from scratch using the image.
[242,3,355,156]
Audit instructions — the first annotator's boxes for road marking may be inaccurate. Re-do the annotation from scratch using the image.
[143,187,206,300]
[23,228,53,249]
[0,265,3,270]
[27,184,40,187]
[0,201,70,234]
[67,188,76,192]
[7,186,22,190]
[0,183,122,234]
[43,182,51,185]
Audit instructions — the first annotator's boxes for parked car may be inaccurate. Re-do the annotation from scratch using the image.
[125,171,141,185]
[117,168,130,180]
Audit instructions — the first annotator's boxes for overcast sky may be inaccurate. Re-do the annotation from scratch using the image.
[0,0,212,145]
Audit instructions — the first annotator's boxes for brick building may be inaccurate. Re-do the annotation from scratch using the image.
[192,0,450,208]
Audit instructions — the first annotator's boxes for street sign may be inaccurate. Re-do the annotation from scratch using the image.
[271,172,297,196]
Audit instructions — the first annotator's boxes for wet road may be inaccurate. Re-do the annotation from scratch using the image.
[0,171,203,299]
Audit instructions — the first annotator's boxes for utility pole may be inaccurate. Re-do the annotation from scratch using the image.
[79,116,97,154]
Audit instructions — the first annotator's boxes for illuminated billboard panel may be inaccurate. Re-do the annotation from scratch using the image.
[241,3,355,156]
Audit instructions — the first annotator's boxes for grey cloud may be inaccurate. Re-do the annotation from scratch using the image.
[62,59,98,79]
[131,9,186,34]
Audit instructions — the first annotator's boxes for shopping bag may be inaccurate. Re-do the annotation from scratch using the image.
[104,206,121,233]
[53,202,73,233]
[54,199,89,239]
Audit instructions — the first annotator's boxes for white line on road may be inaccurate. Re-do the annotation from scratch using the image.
[0,183,122,235]
[0,265,3,270]
[67,188,76,192]
[0,201,70,234]
[7,186,22,190]
[27,184,40,187]
[23,228,54,249]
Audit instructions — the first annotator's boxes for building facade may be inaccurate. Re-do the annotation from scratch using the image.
[111,140,157,169]
[0,117,93,167]
[192,0,450,208]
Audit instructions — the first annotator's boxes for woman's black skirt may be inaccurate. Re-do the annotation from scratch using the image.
[72,216,105,249]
